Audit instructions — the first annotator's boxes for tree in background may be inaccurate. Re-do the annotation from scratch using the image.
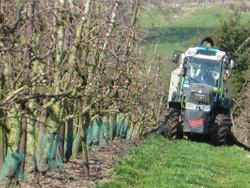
[210,10,250,98]
[210,10,250,147]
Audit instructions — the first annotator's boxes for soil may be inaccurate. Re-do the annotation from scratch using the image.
[19,139,144,188]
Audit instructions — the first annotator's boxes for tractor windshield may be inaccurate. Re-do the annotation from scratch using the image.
[183,57,220,88]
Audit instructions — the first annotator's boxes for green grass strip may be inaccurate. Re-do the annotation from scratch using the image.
[95,135,250,188]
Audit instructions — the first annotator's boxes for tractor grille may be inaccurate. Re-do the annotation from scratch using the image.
[186,83,214,105]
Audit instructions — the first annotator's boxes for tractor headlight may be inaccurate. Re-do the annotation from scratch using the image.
[186,103,197,110]
[200,105,211,112]
[186,103,211,111]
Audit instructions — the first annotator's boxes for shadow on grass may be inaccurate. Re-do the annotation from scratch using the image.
[144,26,213,45]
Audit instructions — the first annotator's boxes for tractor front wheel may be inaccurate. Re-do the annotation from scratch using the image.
[211,114,230,146]
[163,108,180,139]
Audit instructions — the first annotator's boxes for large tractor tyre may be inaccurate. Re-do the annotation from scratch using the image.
[163,108,180,140]
[198,36,214,46]
[211,114,230,146]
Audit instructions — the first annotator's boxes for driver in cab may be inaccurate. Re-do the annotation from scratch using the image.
[195,64,215,86]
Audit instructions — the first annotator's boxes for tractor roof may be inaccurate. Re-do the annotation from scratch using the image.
[185,45,226,61]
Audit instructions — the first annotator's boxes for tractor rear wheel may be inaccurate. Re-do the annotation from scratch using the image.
[163,108,180,139]
[211,114,230,146]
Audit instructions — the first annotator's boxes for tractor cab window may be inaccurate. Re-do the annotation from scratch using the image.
[183,57,220,88]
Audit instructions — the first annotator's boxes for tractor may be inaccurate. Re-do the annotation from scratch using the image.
[159,36,237,145]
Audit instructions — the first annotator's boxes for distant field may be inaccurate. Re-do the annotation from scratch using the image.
[139,7,250,56]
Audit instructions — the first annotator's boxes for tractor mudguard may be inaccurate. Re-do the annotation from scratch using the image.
[168,68,181,102]
[216,106,230,115]
[184,109,209,134]
[168,101,181,112]
[223,98,231,108]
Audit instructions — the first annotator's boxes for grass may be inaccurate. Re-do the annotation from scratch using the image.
[95,135,250,188]
[139,7,250,56]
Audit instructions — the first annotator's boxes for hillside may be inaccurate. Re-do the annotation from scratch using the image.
[140,5,250,55]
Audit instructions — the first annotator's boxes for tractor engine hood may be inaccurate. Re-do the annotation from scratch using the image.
[186,83,214,106]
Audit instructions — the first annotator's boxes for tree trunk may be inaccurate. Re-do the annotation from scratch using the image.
[0,104,22,187]
[23,1,36,182]
[125,0,140,55]
[0,51,4,178]
[38,107,47,150]
[25,111,36,182]
[0,126,4,175]
[37,0,66,173]
[6,104,22,151]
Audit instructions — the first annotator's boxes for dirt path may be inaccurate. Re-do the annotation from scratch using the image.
[19,139,144,188]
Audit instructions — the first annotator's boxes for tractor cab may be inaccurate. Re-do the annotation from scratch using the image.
[182,56,220,89]
[171,43,236,105]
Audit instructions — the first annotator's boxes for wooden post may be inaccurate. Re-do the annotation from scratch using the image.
[109,113,115,142]
[81,115,89,176]
[19,115,27,177]
[0,0,6,175]
[57,122,65,163]
[38,107,47,150]
[72,118,81,159]
[64,108,73,162]
[71,102,80,159]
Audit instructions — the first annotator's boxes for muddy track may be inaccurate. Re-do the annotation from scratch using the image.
[19,139,144,188]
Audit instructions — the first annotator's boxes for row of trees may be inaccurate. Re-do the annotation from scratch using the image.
[0,0,169,186]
